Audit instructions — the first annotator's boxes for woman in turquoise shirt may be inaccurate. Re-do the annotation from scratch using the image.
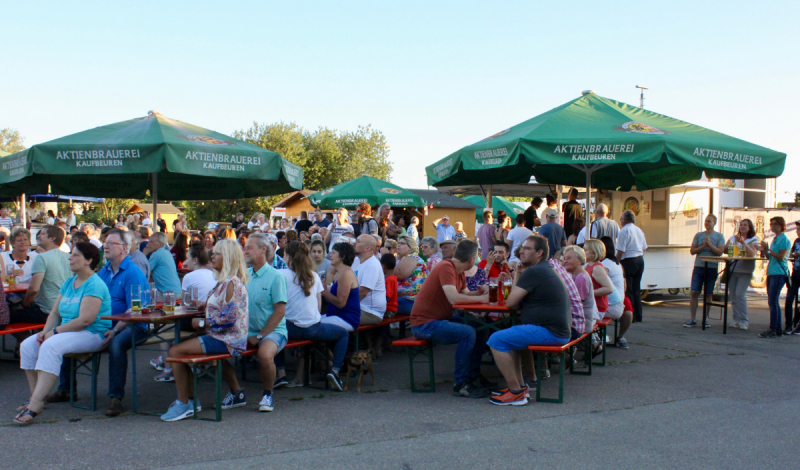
[14,242,112,425]
[759,217,791,338]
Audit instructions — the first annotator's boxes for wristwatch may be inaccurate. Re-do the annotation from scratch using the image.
[256,333,264,340]
[198,320,206,328]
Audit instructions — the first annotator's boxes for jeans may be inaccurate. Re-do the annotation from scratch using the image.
[728,272,752,326]
[57,325,149,398]
[275,321,349,371]
[411,315,489,385]
[766,275,787,331]
[397,298,414,315]
[620,256,645,322]
[784,270,800,329]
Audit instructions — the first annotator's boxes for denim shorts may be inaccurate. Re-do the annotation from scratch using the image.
[691,266,718,294]
[487,324,569,353]
[198,335,230,354]
[258,331,287,352]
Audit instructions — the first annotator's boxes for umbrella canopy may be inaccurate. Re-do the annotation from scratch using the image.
[426,93,786,192]
[0,194,104,203]
[463,195,524,227]
[308,175,426,209]
[0,111,303,200]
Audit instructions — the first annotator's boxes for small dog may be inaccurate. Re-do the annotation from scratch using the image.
[343,350,375,392]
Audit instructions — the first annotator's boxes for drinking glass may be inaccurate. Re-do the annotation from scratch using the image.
[6,264,16,286]
[147,282,157,309]
[488,277,499,305]
[164,291,175,315]
[130,284,142,314]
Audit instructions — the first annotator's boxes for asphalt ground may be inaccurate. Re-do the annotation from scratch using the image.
[2,293,799,469]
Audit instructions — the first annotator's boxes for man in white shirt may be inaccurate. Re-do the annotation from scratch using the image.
[141,211,153,227]
[82,223,103,249]
[0,205,14,232]
[506,214,533,265]
[65,207,77,228]
[576,204,620,245]
[615,210,647,323]
[351,235,386,325]
[324,208,354,254]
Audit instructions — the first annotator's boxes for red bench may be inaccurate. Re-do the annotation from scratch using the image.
[392,336,434,393]
[166,339,313,421]
[1,323,45,359]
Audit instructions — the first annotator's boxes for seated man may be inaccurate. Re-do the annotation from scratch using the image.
[410,239,492,398]
[352,235,386,326]
[144,232,182,294]
[477,241,512,279]
[9,226,71,345]
[242,233,288,412]
[487,235,571,406]
[440,239,457,261]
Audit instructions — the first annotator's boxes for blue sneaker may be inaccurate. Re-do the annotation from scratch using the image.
[259,393,274,412]
[160,400,194,422]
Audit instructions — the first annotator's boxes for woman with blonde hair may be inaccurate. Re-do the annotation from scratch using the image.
[394,235,428,315]
[219,228,236,241]
[160,239,249,422]
[561,245,598,333]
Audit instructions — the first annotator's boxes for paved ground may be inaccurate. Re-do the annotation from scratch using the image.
[2,293,799,469]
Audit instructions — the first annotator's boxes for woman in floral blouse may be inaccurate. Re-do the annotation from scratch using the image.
[395,236,428,315]
[161,239,249,422]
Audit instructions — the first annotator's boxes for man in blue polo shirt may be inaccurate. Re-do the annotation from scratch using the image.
[52,229,148,417]
[432,215,457,243]
[143,231,182,294]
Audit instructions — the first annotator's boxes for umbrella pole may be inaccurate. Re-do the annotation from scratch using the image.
[21,194,27,227]
[152,173,158,232]
[487,185,493,209]
[585,169,592,234]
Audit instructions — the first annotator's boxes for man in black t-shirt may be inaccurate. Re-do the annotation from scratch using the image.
[523,197,542,230]
[562,188,584,238]
[293,211,313,233]
[486,234,571,406]
[231,213,245,231]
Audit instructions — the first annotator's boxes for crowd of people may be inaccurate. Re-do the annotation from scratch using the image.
[5,194,799,424]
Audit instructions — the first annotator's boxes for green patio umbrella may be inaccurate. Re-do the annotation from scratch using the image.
[427,93,786,227]
[309,175,425,209]
[0,111,303,208]
[463,195,524,227]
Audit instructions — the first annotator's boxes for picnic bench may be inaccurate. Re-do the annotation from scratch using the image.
[1,322,45,360]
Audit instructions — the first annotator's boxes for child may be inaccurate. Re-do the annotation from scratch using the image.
[381,253,398,317]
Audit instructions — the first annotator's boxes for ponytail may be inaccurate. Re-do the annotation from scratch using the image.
[286,241,315,296]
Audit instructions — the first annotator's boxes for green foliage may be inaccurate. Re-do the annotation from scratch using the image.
[0,128,26,153]
[178,196,279,230]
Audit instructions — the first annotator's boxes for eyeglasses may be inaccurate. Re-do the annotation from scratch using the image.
[105,241,125,247]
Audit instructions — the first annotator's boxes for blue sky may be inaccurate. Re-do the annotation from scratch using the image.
[3,1,798,198]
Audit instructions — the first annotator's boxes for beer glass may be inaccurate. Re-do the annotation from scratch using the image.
[163,291,175,315]
[131,284,142,314]
[488,277,499,305]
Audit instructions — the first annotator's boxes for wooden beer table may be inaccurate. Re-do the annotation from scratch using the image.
[700,255,766,335]
[452,301,517,332]
[100,307,202,413]
[4,282,30,294]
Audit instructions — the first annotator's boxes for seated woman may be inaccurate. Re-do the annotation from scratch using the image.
[170,231,189,270]
[561,245,597,333]
[322,242,361,333]
[597,237,634,348]
[14,242,112,425]
[381,239,397,258]
[203,230,218,253]
[3,227,38,283]
[160,240,249,422]
[421,237,442,272]
[581,240,614,321]
[276,241,349,391]
[394,236,428,315]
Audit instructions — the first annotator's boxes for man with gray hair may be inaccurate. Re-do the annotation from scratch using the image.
[144,231,182,294]
[82,223,103,249]
[537,209,566,259]
[127,230,150,279]
[576,203,620,245]
[615,210,647,322]
[263,232,288,270]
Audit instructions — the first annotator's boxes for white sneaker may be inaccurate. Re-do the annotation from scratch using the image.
[732,322,740,329]
[739,323,748,330]
[259,393,274,412]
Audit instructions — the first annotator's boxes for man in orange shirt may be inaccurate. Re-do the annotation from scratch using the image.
[410,240,491,398]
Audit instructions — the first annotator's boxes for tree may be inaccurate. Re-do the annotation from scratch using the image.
[0,128,26,153]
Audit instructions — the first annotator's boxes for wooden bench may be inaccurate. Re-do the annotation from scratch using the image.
[392,336,434,393]
[1,323,46,357]
[351,314,410,350]
[527,330,594,404]
[166,339,313,421]
[65,352,102,411]
[594,317,613,367]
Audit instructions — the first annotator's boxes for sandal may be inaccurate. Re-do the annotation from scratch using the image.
[13,407,39,425]
[16,401,29,412]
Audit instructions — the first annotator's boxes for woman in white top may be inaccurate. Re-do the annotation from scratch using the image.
[724,219,760,330]
[181,243,218,303]
[2,227,38,284]
[599,236,632,348]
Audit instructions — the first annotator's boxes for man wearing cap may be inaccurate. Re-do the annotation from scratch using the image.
[264,232,288,270]
[432,215,456,243]
[440,239,457,261]
[537,209,566,259]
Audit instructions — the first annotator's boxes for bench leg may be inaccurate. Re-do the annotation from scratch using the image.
[214,361,222,422]
[407,345,434,393]
[593,325,607,367]
[70,354,99,411]
[535,352,564,403]
[613,319,619,345]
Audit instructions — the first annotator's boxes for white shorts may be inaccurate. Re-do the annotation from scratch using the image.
[20,330,105,376]
[320,315,354,332]
[604,301,624,320]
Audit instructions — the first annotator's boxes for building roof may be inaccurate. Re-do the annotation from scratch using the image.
[273,190,317,208]
[406,189,481,209]
[126,202,183,214]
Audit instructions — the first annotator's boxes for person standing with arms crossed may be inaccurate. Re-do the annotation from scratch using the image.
[615,210,647,323]
[684,215,725,328]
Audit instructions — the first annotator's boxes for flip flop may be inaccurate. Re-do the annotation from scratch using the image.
[13,407,39,425]
[16,401,47,412]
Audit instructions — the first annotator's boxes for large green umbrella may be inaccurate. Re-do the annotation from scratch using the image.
[309,175,425,209]
[463,195,524,227]
[0,111,303,202]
